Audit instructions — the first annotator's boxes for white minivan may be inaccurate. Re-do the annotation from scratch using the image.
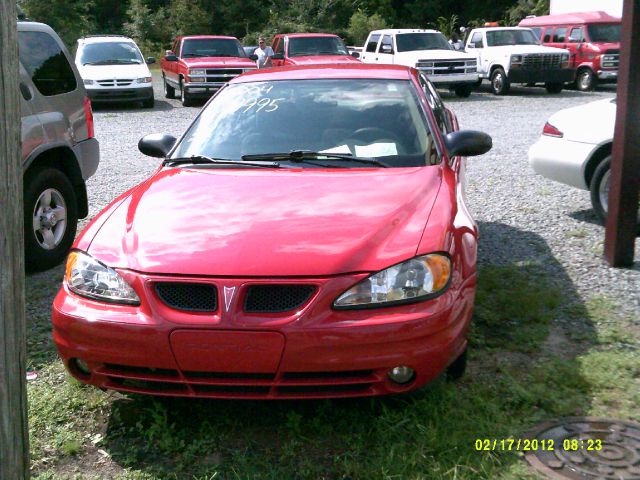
[75,35,155,108]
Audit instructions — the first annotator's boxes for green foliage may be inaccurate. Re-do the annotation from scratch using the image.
[347,9,389,45]
[504,0,550,25]
[167,0,210,37]
[20,0,96,47]
[436,14,460,38]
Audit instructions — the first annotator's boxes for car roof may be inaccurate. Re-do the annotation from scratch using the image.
[519,11,620,26]
[181,35,240,41]
[369,29,440,35]
[473,26,533,32]
[230,64,413,83]
[278,33,341,38]
[78,35,135,44]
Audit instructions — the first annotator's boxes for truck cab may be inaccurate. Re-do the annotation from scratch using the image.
[359,29,479,97]
[270,33,360,66]
[519,11,620,91]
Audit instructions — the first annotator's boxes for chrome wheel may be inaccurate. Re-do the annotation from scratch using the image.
[32,188,67,250]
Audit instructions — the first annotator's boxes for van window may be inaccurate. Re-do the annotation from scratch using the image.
[543,30,551,42]
[366,34,380,53]
[568,27,584,43]
[552,27,567,43]
[587,24,621,42]
[18,31,77,96]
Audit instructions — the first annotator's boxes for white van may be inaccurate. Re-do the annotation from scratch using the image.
[75,35,155,108]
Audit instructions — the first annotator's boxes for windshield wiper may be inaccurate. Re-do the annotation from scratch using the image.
[165,155,280,168]
[182,53,206,58]
[241,150,388,167]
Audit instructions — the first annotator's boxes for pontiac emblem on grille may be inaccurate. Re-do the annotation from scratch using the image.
[223,286,236,312]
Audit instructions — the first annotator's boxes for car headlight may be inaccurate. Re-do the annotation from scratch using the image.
[511,54,523,64]
[333,254,452,309]
[189,68,206,76]
[83,79,94,85]
[136,77,152,83]
[65,251,140,305]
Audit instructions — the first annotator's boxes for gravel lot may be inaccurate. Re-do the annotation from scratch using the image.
[85,75,638,318]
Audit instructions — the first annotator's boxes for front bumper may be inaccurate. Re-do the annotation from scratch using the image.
[87,86,153,103]
[52,271,476,399]
[508,68,574,84]
[184,82,227,97]
[416,71,479,86]
[597,70,618,82]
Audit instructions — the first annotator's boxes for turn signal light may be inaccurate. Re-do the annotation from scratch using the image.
[542,122,563,138]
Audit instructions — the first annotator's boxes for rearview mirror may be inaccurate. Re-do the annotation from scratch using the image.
[138,134,177,158]
[381,45,393,54]
[146,56,156,64]
[466,43,475,49]
[164,54,178,62]
[272,53,284,60]
[443,130,492,157]
[351,51,360,58]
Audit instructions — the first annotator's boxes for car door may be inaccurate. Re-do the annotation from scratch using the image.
[567,26,586,68]
[360,33,381,63]
[19,65,44,163]
[468,32,487,75]
[273,37,286,67]
[376,34,395,64]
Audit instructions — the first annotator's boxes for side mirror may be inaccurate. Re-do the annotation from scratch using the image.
[146,56,156,64]
[466,43,475,49]
[443,130,492,158]
[272,53,284,60]
[138,134,177,158]
[249,54,258,61]
[381,44,393,54]
[164,54,178,62]
[351,51,360,58]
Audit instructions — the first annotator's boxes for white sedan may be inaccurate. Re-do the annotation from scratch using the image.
[528,98,637,229]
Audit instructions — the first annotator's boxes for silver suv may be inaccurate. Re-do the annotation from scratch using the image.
[18,19,100,271]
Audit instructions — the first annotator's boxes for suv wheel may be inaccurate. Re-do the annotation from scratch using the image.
[163,76,175,98]
[576,68,596,91]
[490,68,510,95]
[24,168,78,272]
[180,81,193,107]
[545,82,564,94]
[454,85,472,98]
[589,156,640,233]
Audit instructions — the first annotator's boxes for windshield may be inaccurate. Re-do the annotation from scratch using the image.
[486,29,539,46]
[396,33,452,52]
[181,38,246,58]
[587,24,621,43]
[288,36,349,56]
[172,79,435,168]
[79,42,143,65]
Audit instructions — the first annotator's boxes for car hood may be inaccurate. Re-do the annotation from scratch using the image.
[77,63,151,80]
[87,167,442,276]
[181,57,256,68]
[547,97,616,143]
[396,50,476,62]
[288,55,361,65]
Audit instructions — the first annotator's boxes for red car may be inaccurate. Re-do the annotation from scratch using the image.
[271,33,361,66]
[53,64,492,399]
[161,35,257,106]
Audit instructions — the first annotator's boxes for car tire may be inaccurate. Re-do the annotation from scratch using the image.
[454,85,472,98]
[446,348,467,381]
[23,167,78,272]
[180,81,193,107]
[163,76,175,99]
[576,68,596,91]
[142,96,155,108]
[490,68,510,95]
[545,82,564,94]
[589,157,640,233]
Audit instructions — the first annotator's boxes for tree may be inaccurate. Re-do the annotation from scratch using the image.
[347,9,388,45]
[20,0,95,47]
[505,0,550,25]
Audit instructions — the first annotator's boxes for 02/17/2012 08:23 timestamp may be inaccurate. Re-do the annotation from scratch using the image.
[475,438,603,452]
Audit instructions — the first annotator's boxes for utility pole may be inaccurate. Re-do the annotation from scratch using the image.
[0,1,30,478]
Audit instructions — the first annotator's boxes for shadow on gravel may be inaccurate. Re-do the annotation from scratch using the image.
[95,221,597,479]
[569,208,640,239]
[474,83,605,98]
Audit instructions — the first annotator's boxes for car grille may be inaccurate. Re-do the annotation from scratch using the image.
[96,79,133,86]
[416,59,477,75]
[244,285,316,313]
[601,50,619,69]
[155,282,218,312]
[96,363,378,399]
[521,54,563,69]
[202,68,249,83]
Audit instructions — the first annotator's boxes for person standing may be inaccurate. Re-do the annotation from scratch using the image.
[255,37,274,68]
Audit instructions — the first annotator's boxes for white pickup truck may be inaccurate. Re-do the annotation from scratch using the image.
[357,29,480,97]
[464,27,573,95]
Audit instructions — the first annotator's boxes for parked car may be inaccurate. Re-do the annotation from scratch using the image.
[161,35,257,106]
[465,26,573,94]
[271,33,360,66]
[75,35,156,108]
[519,11,620,91]
[18,19,99,271]
[52,64,492,399]
[528,97,637,230]
[358,29,479,97]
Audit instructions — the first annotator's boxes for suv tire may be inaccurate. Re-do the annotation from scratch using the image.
[545,82,564,94]
[576,68,596,91]
[454,85,472,98]
[163,75,175,98]
[490,68,510,95]
[24,167,78,272]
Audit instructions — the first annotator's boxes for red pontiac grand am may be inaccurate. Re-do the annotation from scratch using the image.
[53,64,491,399]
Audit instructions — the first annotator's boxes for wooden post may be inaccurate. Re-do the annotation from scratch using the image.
[604,0,640,267]
[0,2,30,478]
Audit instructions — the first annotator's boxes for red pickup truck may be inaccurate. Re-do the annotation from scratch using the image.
[271,33,361,66]
[161,35,257,106]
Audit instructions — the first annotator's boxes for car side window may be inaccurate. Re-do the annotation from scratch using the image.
[275,38,285,55]
[543,29,551,42]
[553,27,567,42]
[379,34,393,53]
[568,27,584,42]
[470,32,484,48]
[18,31,77,96]
[419,73,451,135]
[366,34,380,53]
